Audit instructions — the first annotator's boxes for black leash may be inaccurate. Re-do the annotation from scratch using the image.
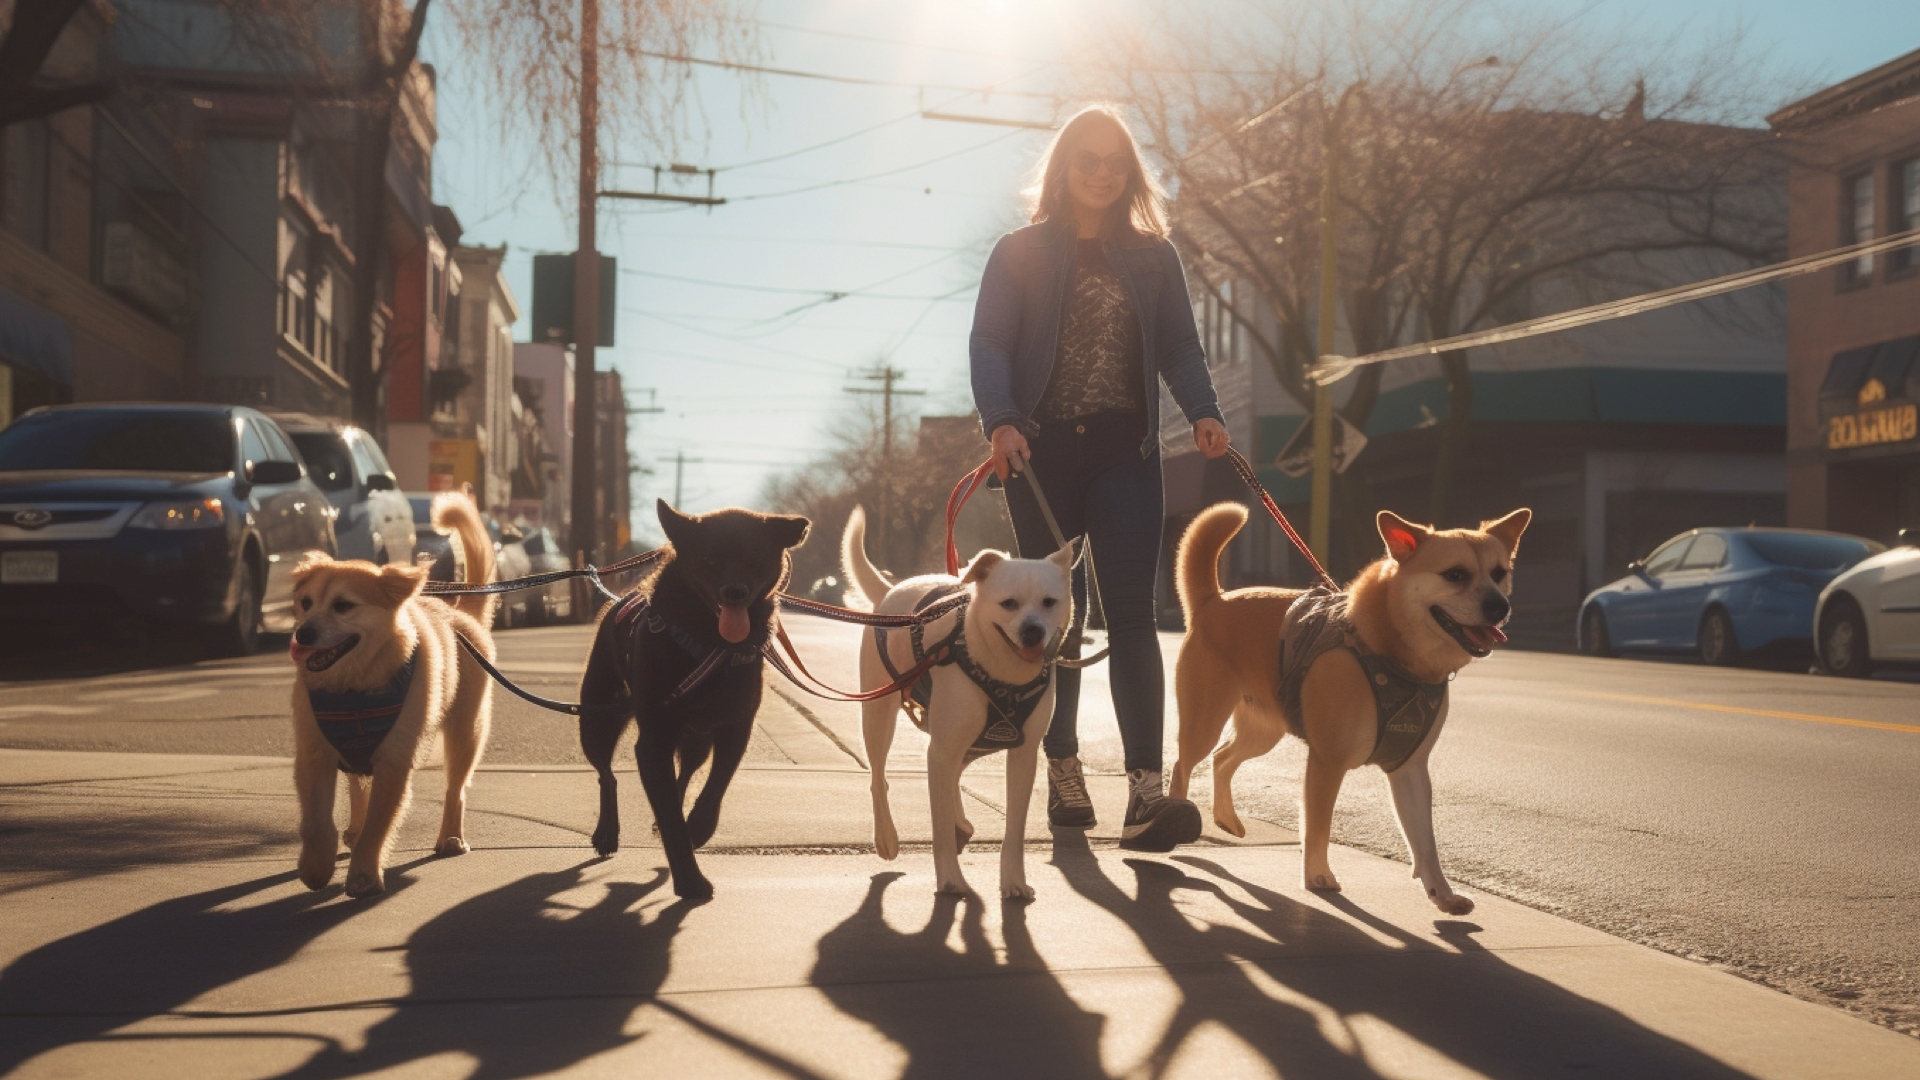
[422,549,665,601]
[454,633,633,721]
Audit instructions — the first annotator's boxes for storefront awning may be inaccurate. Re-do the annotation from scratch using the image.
[0,286,74,387]
[1819,336,1920,419]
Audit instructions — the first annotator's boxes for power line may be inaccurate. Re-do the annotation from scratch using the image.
[640,50,1059,99]
[722,129,1032,204]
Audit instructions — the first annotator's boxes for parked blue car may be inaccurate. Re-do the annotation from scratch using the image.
[1578,528,1881,665]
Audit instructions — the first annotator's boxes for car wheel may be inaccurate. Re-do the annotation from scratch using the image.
[212,559,262,657]
[1820,600,1873,679]
[1698,608,1740,667]
[1580,607,1614,658]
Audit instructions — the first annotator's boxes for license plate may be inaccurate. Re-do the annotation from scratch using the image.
[1,551,57,584]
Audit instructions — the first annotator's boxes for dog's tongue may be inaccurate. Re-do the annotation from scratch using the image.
[1465,623,1508,649]
[288,641,317,663]
[718,603,751,644]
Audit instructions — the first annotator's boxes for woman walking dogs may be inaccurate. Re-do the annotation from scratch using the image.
[971,105,1232,851]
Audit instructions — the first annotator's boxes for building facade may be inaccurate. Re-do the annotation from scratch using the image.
[511,342,573,534]
[1770,47,1920,544]
[1,3,190,420]
[421,242,520,514]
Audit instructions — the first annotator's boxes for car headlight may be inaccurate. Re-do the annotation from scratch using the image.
[129,498,226,530]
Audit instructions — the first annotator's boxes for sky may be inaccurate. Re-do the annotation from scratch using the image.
[421,0,1920,542]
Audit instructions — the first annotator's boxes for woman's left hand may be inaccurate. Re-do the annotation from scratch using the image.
[1193,418,1231,459]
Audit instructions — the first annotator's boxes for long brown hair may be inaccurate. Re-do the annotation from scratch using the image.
[1028,105,1167,238]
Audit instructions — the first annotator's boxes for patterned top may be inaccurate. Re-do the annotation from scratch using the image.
[1035,240,1145,424]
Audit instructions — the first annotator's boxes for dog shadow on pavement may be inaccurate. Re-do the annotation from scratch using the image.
[0,865,410,1076]
[268,862,729,1080]
[811,871,1109,1080]
[1063,843,1762,1080]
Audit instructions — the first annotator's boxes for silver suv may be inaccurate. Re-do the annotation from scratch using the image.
[272,415,416,566]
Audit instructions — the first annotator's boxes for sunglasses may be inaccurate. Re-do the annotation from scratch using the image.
[1070,150,1133,179]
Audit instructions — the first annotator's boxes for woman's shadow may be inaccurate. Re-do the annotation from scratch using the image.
[1051,836,1386,1080]
[811,872,1108,1079]
[272,863,701,1080]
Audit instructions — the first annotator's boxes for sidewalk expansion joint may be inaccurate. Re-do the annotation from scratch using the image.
[765,682,866,768]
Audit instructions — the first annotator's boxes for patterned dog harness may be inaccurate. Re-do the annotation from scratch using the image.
[609,591,763,707]
[873,584,1052,758]
[308,656,417,775]
[1277,585,1449,773]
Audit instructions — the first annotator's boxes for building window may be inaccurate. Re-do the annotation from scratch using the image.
[279,214,311,351]
[1896,158,1920,273]
[1845,171,1875,282]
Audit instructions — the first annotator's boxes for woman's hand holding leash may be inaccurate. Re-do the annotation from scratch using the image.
[1194,418,1231,459]
[990,425,1031,481]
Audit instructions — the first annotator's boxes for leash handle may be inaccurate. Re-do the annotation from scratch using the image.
[1225,446,1336,589]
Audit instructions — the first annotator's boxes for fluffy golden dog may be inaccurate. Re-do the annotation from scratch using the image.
[1171,503,1528,914]
[287,492,496,898]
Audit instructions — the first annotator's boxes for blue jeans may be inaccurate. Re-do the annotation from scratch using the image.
[1002,411,1165,774]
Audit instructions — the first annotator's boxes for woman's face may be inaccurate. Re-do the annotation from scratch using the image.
[1064,122,1131,219]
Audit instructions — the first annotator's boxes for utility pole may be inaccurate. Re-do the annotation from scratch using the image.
[568,0,601,568]
[846,365,923,568]
[661,449,704,507]
[1311,84,1363,568]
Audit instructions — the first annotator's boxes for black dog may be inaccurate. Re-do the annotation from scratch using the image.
[579,499,809,900]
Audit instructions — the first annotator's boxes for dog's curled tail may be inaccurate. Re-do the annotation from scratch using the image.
[432,491,497,624]
[839,506,891,611]
[1177,501,1248,617]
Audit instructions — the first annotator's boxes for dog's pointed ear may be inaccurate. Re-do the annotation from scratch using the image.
[1481,508,1532,558]
[962,549,1006,584]
[377,563,427,606]
[1377,511,1431,562]
[767,513,811,550]
[1046,537,1082,573]
[657,499,695,547]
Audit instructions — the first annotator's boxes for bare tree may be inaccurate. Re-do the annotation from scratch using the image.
[0,0,115,129]
[1097,0,1785,559]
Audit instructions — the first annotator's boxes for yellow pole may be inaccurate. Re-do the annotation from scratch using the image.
[1310,95,1343,567]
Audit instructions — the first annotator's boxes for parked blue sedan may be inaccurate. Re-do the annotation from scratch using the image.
[1578,529,1881,665]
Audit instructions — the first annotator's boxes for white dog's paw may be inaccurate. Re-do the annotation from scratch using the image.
[1304,869,1343,893]
[874,820,899,861]
[436,836,470,857]
[1428,888,1475,916]
[344,868,385,899]
[935,874,975,897]
[1001,880,1035,901]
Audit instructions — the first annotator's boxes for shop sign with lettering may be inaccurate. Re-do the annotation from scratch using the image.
[1828,403,1919,449]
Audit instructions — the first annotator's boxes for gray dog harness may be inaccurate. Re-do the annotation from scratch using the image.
[873,584,1052,758]
[308,656,417,775]
[1277,585,1450,773]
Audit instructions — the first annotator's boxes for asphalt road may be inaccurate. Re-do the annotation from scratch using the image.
[2,616,1916,1039]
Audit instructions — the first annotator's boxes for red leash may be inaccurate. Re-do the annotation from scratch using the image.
[764,622,950,703]
[1223,447,1336,589]
[944,458,997,576]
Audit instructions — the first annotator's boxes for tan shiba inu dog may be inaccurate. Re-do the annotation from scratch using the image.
[1170,502,1529,915]
[287,492,497,898]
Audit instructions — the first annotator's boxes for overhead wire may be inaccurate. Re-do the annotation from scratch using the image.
[1313,228,1920,385]
[639,50,1058,99]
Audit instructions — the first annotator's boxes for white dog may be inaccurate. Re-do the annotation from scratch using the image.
[841,507,1075,899]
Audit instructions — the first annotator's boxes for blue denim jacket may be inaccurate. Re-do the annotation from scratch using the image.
[970,219,1225,457]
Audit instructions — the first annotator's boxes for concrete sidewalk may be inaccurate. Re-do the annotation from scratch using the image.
[2,687,1917,1078]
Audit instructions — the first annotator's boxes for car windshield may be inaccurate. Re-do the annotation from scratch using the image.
[1743,533,1873,571]
[289,432,353,492]
[409,497,434,525]
[0,411,231,473]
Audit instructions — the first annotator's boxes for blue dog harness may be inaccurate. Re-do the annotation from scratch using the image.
[308,657,417,775]
[873,584,1053,758]
[1277,585,1450,773]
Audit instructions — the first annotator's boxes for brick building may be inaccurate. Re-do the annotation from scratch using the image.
[1769,47,1920,543]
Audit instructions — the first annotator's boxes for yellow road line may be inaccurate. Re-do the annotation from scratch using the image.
[1582,692,1920,734]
